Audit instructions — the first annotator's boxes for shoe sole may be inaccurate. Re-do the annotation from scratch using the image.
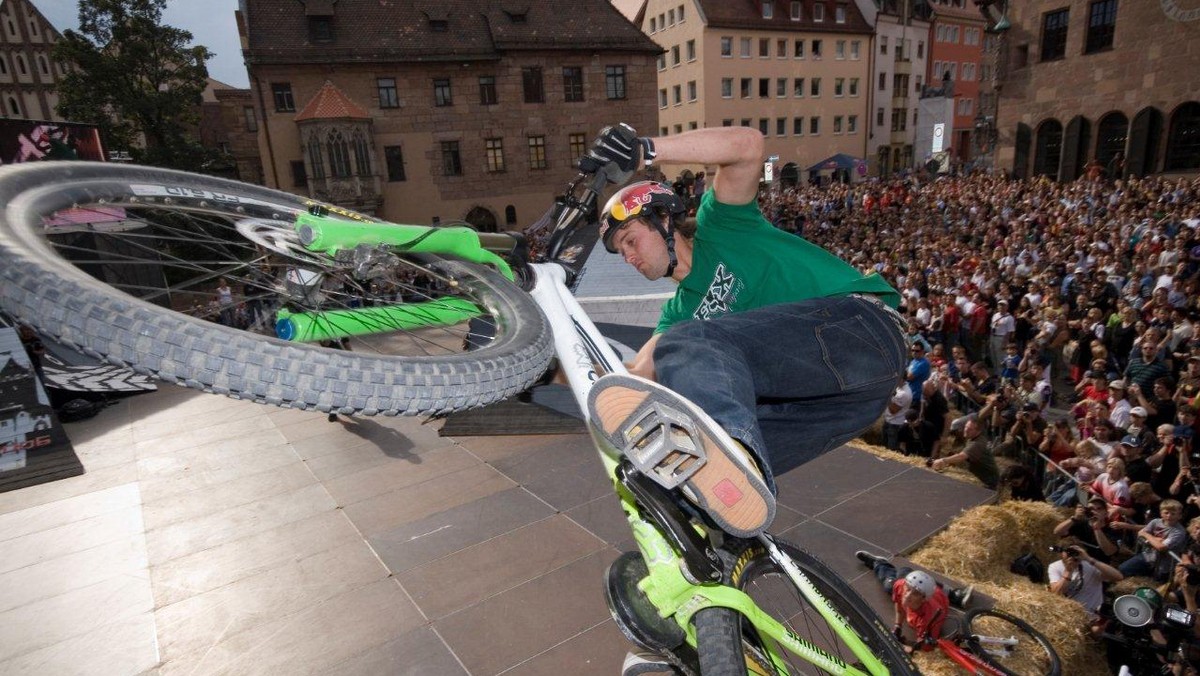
[588,374,775,538]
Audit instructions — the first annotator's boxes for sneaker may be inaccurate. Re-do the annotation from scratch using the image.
[855,550,886,569]
[327,412,338,423]
[588,374,776,538]
[948,585,974,609]
[621,651,680,676]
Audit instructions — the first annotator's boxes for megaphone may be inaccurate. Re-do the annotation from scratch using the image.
[974,0,1012,32]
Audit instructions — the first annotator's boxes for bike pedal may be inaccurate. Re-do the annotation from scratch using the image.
[618,401,707,490]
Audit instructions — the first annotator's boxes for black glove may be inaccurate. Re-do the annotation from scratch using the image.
[578,123,653,183]
[892,624,905,643]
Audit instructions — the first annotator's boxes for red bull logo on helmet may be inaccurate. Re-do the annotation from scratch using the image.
[609,182,675,223]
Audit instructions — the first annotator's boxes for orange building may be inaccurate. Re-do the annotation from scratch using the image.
[926,0,985,163]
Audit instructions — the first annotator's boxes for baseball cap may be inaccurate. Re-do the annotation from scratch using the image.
[1109,380,1127,390]
[1120,435,1143,448]
[1130,406,1148,418]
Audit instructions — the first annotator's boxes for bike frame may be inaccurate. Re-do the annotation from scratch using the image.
[289,198,892,675]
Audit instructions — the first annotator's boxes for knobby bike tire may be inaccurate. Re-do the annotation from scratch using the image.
[0,162,553,415]
[694,538,917,676]
[964,608,1061,676]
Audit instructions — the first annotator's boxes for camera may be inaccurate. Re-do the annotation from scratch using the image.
[1049,545,1081,558]
[1184,564,1200,586]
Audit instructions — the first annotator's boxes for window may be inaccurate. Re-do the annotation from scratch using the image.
[569,133,587,164]
[605,66,626,99]
[384,146,406,181]
[776,78,787,97]
[915,76,922,92]
[834,78,844,96]
[522,67,544,103]
[37,55,48,76]
[271,83,294,112]
[891,108,906,131]
[243,106,257,132]
[659,89,668,108]
[848,115,858,133]
[879,72,886,91]
[740,118,751,128]
[377,78,399,108]
[429,19,448,32]
[758,78,770,98]
[851,41,860,59]
[563,67,584,102]
[441,141,462,176]
[834,116,843,133]
[327,130,351,178]
[812,39,822,58]
[793,77,805,97]
[810,117,820,134]
[687,39,696,61]
[893,73,909,92]
[759,118,769,135]
[740,37,752,57]
[723,119,733,127]
[528,136,547,169]
[777,39,787,57]
[813,2,825,21]
[1085,0,1118,54]
[674,124,683,134]
[352,130,371,176]
[721,37,732,56]
[290,160,307,187]
[434,78,453,106]
[479,75,498,105]
[679,4,685,22]
[741,78,752,98]
[309,16,333,42]
[763,1,774,18]
[881,36,888,54]
[877,107,884,127]
[687,80,697,101]
[668,8,675,24]
[307,135,324,179]
[0,56,7,76]
[811,78,821,97]
[672,45,681,65]
[776,118,787,136]
[791,1,802,20]
[485,138,506,172]
[836,4,847,23]
[1041,9,1069,61]
[721,78,733,98]
[657,55,666,71]
[836,40,845,59]
[672,84,681,104]
[759,38,770,57]
[650,16,656,32]
[849,78,859,96]
[793,117,804,135]
[918,41,925,59]
[794,40,805,58]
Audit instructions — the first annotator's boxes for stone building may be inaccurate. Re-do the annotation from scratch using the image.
[0,0,69,121]
[199,78,266,185]
[238,0,660,230]
[639,0,874,184]
[989,0,1200,179]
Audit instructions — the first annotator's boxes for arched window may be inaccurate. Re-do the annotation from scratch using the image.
[37,54,48,76]
[1094,111,1129,173]
[1032,119,1063,178]
[1165,102,1200,172]
[351,129,371,176]
[16,54,26,76]
[7,96,19,116]
[505,205,517,225]
[0,55,8,76]
[306,134,325,179]
[1126,107,1164,177]
[327,129,351,178]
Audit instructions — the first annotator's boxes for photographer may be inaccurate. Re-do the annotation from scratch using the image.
[1047,541,1123,621]
[1053,497,1121,562]
[993,401,1047,466]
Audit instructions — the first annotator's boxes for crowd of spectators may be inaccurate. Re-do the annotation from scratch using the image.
[748,169,1200,659]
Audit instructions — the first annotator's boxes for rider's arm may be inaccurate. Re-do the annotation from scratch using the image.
[626,333,662,381]
[647,127,764,205]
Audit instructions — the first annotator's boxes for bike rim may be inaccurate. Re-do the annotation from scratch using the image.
[967,611,1057,676]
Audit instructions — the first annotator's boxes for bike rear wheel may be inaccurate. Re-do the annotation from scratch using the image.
[0,162,553,415]
[694,538,917,676]
[964,608,1061,676]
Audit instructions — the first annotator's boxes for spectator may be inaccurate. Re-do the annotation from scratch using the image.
[883,383,913,452]
[1118,499,1188,582]
[931,417,999,489]
[1126,340,1172,393]
[906,342,932,406]
[1108,380,1133,431]
[1047,542,1123,620]
[1052,497,1121,563]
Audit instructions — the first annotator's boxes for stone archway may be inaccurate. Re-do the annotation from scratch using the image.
[464,206,498,233]
[1166,101,1200,172]
[779,162,799,187]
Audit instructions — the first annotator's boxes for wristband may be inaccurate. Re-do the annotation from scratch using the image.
[639,137,656,167]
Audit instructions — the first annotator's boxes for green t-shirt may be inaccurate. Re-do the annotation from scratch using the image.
[656,191,899,334]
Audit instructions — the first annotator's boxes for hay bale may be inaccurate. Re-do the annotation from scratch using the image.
[847,439,989,488]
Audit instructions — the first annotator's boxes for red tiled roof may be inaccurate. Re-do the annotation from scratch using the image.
[293,81,371,122]
[243,0,660,66]
[696,0,873,34]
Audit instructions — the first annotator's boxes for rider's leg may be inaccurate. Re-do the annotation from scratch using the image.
[652,295,908,490]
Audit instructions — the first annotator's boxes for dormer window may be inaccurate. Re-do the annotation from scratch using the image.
[309,16,333,42]
[507,12,527,23]
[430,19,448,31]
[762,1,774,19]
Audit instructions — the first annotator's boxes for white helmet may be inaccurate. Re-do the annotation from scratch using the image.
[904,570,936,597]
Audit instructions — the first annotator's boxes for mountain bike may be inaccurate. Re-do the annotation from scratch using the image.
[0,160,918,675]
[933,608,1061,676]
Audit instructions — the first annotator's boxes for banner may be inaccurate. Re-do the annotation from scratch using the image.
[0,119,105,164]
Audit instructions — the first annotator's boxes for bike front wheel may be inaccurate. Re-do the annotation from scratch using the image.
[964,608,1061,676]
[694,538,917,676]
[0,162,553,415]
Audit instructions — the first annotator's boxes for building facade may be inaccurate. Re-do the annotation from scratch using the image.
[240,0,659,229]
[926,0,984,165]
[0,0,68,122]
[990,0,1200,180]
[199,78,266,185]
[640,0,873,184]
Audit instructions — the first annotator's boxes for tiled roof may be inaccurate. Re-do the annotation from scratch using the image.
[243,0,661,65]
[696,0,873,34]
[293,81,371,122]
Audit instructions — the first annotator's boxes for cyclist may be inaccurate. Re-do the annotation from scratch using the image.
[580,123,905,541]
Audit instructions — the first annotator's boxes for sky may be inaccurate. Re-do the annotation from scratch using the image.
[34,0,249,87]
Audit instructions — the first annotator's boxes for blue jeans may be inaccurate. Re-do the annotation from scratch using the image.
[873,561,912,593]
[653,296,908,493]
